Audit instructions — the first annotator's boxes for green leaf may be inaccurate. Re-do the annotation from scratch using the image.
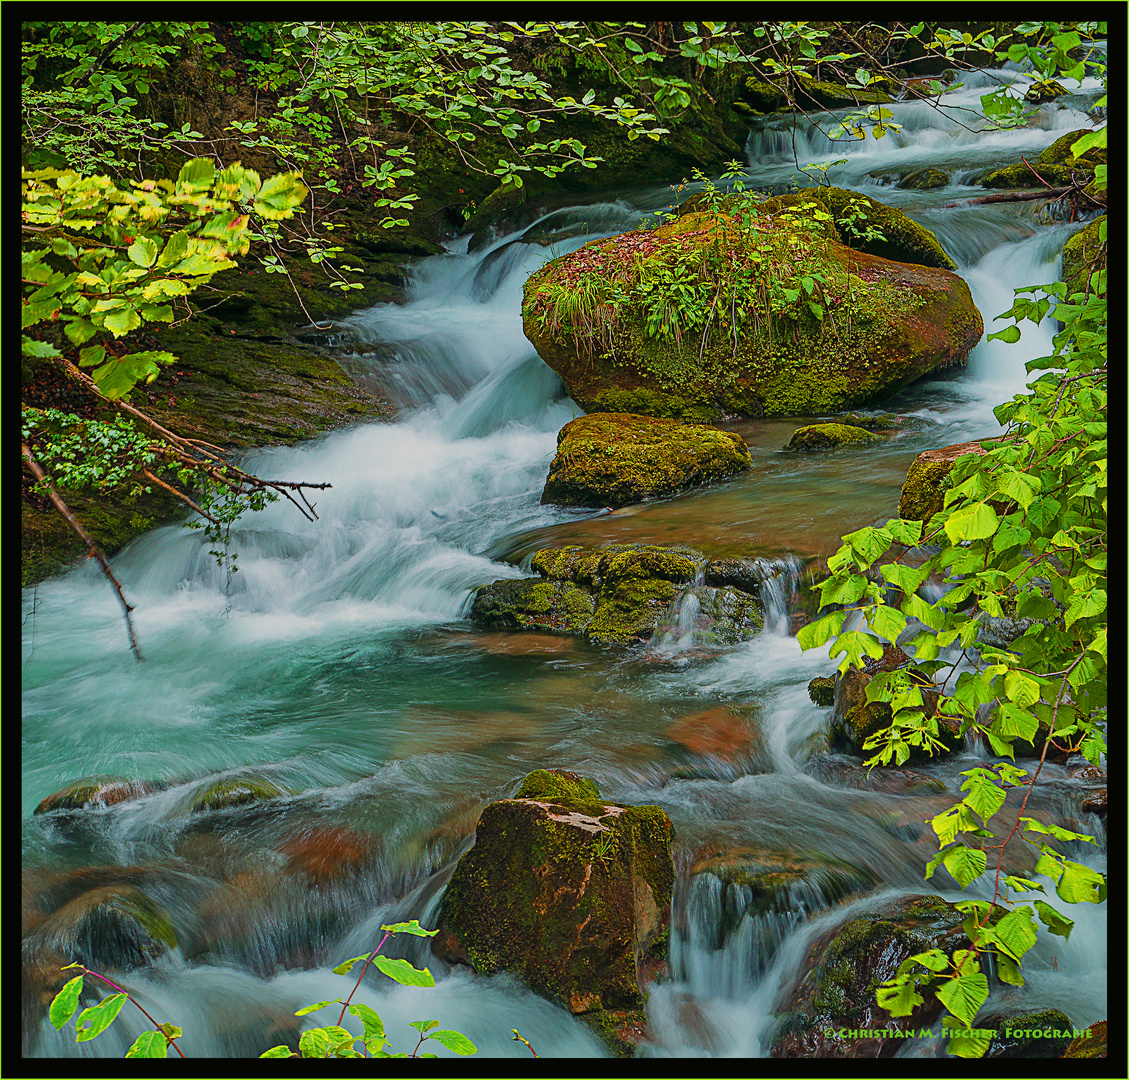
[372,956,435,987]
[935,965,988,1027]
[425,1029,478,1055]
[992,907,1037,961]
[943,501,1000,543]
[885,518,924,546]
[157,231,190,268]
[994,952,1024,986]
[1033,900,1073,940]
[347,1003,385,1043]
[1054,860,1105,904]
[795,609,846,650]
[380,920,440,937]
[75,993,129,1042]
[876,977,924,1016]
[942,1014,991,1058]
[987,325,1021,344]
[125,1030,169,1058]
[49,975,85,1030]
[260,1046,296,1058]
[332,954,369,976]
[127,236,158,269]
[941,844,987,889]
[177,157,216,190]
[1003,671,1040,709]
[869,604,907,644]
[102,306,141,337]
[295,999,341,1016]
[409,1019,440,1034]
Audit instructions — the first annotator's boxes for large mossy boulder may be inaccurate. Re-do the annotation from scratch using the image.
[786,423,879,451]
[1062,215,1106,298]
[769,894,969,1057]
[759,187,957,270]
[434,770,674,1054]
[898,439,993,522]
[522,201,980,422]
[470,544,763,646]
[542,412,751,507]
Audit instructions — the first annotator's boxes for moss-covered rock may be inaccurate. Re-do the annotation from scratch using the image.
[831,650,960,761]
[833,411,902,430]
[769,894,969,1057]
[542,412,751,508]
[898,439,993,521]
[190,774,288,813]
[899,168,950,190]
[984,1008,1075,1057]
[34,777,164,815]
[786,423,879,451]
[523,202,978,421]
[462,181,528,242]
[434,770,674,1040]
[1062,1019,1107,1058]
[980,129,1105,189]
[471,544,763,646]
[26,885,178,971]
[740,75,893,112]
[1025,79,1068,104]
[808,676,836,706]
[1062,215,1106,298]
[760,187,957,270]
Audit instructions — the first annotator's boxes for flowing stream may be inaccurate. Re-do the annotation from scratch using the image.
[22,65,1106,1058]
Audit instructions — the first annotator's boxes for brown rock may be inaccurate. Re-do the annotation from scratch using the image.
[667,707,758,760]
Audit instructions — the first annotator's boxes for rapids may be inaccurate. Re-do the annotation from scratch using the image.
[22,64,1106,1058]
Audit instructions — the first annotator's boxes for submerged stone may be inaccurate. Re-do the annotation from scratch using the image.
[434,770,673,1055]
[899,168,949,190]
[34,777,163,815]
[541,412,751,508]
[786,423,879,451]
[27,885,178,971]
[190,775,288,813]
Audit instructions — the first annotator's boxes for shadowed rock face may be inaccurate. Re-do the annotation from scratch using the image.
[522,200,980,422]
[541,412,751,508]
[769,894,970,1058]
[434,770,673,1056]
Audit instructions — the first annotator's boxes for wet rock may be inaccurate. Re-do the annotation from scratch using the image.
[34,777,164,815]
[786,423,878,451]
[802,754,947,795]
[980,129,1104,189]
[522,198,980,422]
[702,558,763,595]
[1081,788,1107,817]
[831,651,960,762]
[190,774,288,813]
[898,438,993,522]
[434,769,673,1055]
[808,676,836,706]
[831,411,902,431]
[463,181,527,248]
[899,168,950,190]
[666,707,758,761]
[1025,79,1068,104]
[541,412,751,508]
[26,885,178,971]
[1062,215,1106,298]
[278,826,372,884]
[470,544,763,646]
[1062,1019,1107,1058]
[984,1007,1075,1057]
[690,845,876,929]
[769,894,969,1057]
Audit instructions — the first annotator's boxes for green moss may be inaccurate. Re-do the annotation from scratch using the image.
[986,1009,1075,1058]
[980,161,1078,189]
[542,413,751,509]
[34,778,160,814]
[1025,79,1068,104]
[1039,129,1105,168]
[581,1008,648,1058]
[808,676,836,706]
[461,181,527,237]
[524,200,977,420]
[516,769,602,804]
[786,423,879,451]
[899,168,949,190]
[899,458,956,522]
[190,776,287,813]
[1062,215,1106,298]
